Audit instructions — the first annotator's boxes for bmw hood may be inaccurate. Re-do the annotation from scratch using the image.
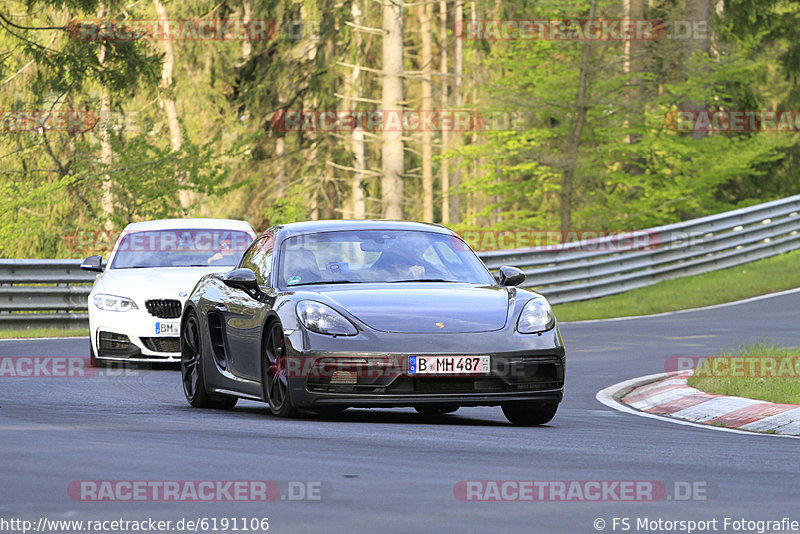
[95,267,232,301]
[319,283,510,334]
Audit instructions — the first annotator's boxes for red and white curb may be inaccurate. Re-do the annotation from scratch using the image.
[596,372,800,439]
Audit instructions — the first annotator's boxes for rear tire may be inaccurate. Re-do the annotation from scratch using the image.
[502,401,558,426]
[181,311,238,410]
[262,320,299,418]
[415,405,459,415]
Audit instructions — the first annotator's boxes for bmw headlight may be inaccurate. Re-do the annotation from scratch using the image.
[296,300,357,336]
[93,294,138,312]
[517,297,555,334]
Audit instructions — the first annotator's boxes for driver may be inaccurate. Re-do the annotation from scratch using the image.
[375,250,426,280]
[207,237,237,264]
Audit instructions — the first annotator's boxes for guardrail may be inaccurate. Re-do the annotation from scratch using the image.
[0,260,98,330]
[1,195,799,329]
[480,194,800,303]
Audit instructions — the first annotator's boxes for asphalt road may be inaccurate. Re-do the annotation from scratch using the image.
[1,292,799,534]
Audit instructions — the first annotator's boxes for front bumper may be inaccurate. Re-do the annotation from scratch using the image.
[286,350,565,409]
[90,306,183,363]
[279,323,566,409]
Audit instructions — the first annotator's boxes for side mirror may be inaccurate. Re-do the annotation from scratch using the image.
[223,268,260,295]
[81,255,104,272]
[498,266,525,287]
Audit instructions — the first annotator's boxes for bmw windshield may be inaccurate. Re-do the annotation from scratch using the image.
[110,229,253,269]
[278,230,495,287]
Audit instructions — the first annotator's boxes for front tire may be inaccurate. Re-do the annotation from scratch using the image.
[181,311,237,410]
[262,320,299,418]
[502,401,558,426]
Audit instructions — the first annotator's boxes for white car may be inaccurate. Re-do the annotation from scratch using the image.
[81,218,257,366]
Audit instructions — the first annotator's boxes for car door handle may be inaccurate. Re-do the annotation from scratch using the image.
[215,305,228,312]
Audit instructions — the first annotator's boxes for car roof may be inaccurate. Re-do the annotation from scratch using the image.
[268,219,453,239]
[122,218,256,233]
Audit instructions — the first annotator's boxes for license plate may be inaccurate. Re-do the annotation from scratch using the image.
[155,322,178,335]
[408,356,490,375]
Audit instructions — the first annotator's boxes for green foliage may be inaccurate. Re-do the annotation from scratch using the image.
[687,343,800,406]
[263,188,311,227]
[2,0,800,259]
[454,0,800,232]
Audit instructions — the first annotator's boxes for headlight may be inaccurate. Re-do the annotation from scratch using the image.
[517,297,554,334]
[296,300,357,336]
[93,294,138,312]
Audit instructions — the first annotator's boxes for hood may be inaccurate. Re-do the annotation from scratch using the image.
[96,266,231,301]
[319,283,510,334]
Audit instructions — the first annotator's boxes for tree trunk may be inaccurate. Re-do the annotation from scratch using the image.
[624,0,645,175]
[153,0,189,208]
[381,0,405,219]
[418,2,434,222]
[350,0,367,219]
[685,0,711,140]
[99,86,114,230]
[449,0,463,224]
[275,137,286,198]
[351,129,366,219]
[96,3,113,230]
[439,0,449,224]
[561,0,597,233]
[323,174,338,219]
[241,0,253,61]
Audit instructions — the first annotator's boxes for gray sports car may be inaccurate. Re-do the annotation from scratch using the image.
[180,220,565,425]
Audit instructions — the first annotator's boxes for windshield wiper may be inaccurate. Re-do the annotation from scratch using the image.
[389,278,453,283]
[287,280,362,287]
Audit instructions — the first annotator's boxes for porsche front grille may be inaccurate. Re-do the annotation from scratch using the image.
[145,299,182,319]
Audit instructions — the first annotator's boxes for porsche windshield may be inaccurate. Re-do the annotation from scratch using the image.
[278,230,495,287]
[110,229,253,269]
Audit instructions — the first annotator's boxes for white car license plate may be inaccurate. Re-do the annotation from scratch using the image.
[408,356,491,375]
[155,322,178,335]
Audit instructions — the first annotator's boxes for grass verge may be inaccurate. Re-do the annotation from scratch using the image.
[687,343,800,405]
[0,328,89,339]
[552,248,800,322]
